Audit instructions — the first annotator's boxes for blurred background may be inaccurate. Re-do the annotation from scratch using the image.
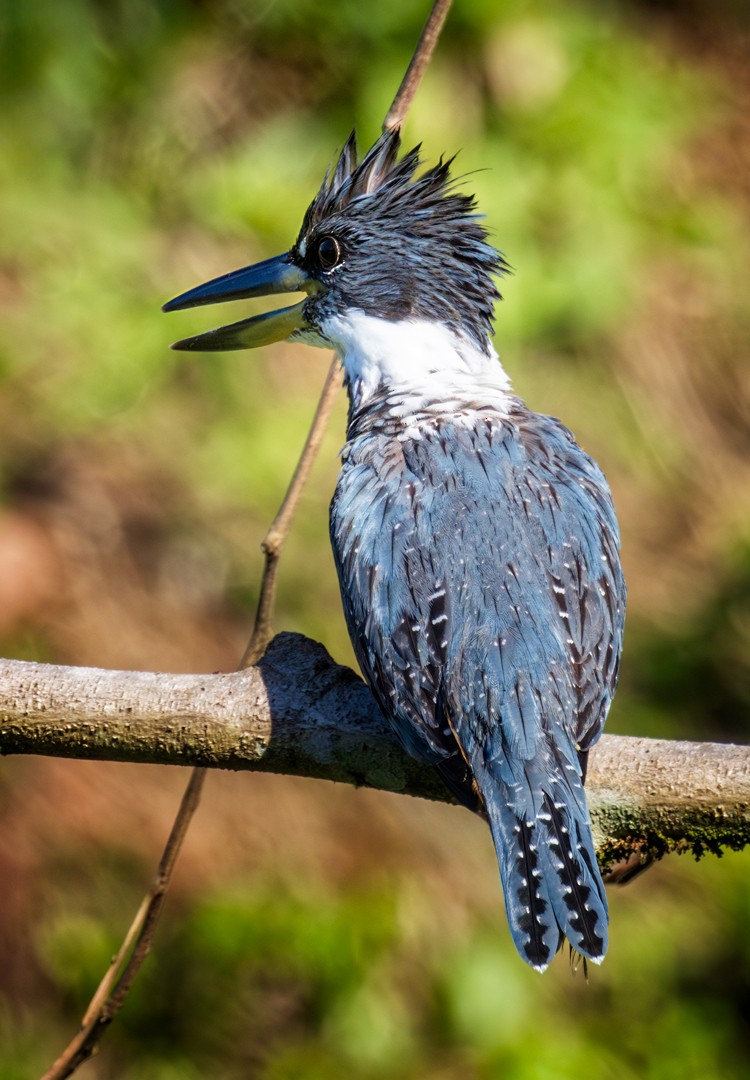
[1,0,749,1076]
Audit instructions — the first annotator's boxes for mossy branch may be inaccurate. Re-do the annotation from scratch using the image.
[3,631,749,871]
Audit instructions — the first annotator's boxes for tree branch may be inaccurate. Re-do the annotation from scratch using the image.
[3,632,749,871]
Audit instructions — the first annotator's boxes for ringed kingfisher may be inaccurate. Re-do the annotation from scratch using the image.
[164,130,626,971]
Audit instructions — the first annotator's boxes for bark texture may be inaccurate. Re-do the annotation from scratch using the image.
[2,631,749,870]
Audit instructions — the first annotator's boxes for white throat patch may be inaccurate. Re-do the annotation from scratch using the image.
[318,310,513,421]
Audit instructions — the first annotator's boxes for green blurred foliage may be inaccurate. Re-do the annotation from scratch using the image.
[6,852,750,1079]
[1,0,749,1077]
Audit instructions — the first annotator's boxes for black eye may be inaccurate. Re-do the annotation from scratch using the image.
[316,235,341,271]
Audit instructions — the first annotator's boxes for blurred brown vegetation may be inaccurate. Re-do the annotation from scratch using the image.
[0,1,749,1077]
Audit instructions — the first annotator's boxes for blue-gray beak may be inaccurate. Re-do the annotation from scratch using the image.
[163,252,314,351]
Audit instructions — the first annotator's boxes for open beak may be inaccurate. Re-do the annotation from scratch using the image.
[162,252,314,351]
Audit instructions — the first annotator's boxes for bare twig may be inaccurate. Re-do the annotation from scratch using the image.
[241,0,457,667]
[36,4,456,1077]
[240,355,342,668]
[242,0,457,666]
[45,353,344,1080]
[39,767,206,1080]
[383,0,454,131]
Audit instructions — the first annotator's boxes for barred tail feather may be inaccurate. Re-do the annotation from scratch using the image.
[484,782,608,970]
[485,796,561,971]
[539,794,608,963]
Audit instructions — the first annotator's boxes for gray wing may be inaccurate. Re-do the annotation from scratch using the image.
[331,412,624,765]
[330,410,625,968]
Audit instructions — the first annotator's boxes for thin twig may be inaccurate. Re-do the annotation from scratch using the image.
[45,356,343,1078]
[240,354,342,668]
[40,353,344,1077]
[383,0,454,132]
[39,3,455,1075]
[244,0,457,666]
[40,768,206,1080]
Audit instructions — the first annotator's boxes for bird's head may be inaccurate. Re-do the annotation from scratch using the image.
[164,129,508,358]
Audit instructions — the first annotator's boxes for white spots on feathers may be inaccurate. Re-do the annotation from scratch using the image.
[328,348,623,968]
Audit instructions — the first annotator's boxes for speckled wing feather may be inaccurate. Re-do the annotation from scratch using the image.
[330,404,625,970]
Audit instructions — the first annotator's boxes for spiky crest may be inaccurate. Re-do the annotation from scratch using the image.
[295,129,509,350]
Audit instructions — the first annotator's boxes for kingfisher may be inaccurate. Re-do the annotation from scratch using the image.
[163,129,626,970]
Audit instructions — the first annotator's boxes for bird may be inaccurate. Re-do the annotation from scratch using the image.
[163,129,626,971]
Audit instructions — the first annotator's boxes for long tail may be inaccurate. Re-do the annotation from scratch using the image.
[482,765,608,971]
